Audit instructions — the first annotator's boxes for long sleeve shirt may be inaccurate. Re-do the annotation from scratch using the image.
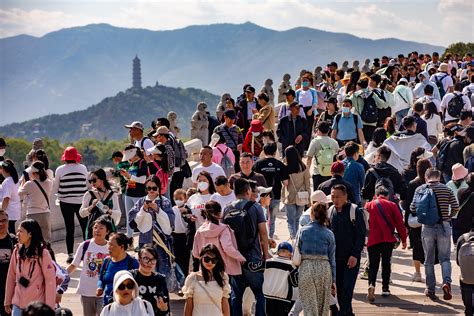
[410,181,460,221]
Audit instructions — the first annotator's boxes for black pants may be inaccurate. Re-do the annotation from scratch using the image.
[265,298,293,316]
[460,281,474,316]
[172,232,190,277]
[60,201,88,254]
[362,125,376,143]
[312,174,331,191]
[233,150,241,173]
[368,242,393,290]
[170,170,185,205]
[8,220,16,234]
[336,259,359,316]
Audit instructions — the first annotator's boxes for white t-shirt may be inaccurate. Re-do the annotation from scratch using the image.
[423,114,444,138]
[172,206,188,234]
[298,89,314,108]
[186,193,211,229]
[0,177,21,220]
[134,137,155,156]
[191,163,226,184]
[210,192,236,211]
[415,96,441,113]
[440,92,472,122]
[72,239,109,297]
[430,73,453,94]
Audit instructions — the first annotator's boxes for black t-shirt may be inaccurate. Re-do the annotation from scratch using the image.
[126,159,149,197]
[0,234,17,297]
[131,270,169,316]
[253,158,289,200]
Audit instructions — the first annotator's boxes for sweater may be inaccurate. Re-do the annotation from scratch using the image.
[18,179,53,215]
[53,163,88,204]
[257,104,276,132]
[263,256,296,302]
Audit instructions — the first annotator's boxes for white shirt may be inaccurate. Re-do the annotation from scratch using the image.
[172,206,188,234]
[247,100,257,120]
[423,114,444,137]
[462,83,474,98]
[134,137,155,156]
[191,163,226,184]
[416,96,442,113]
[186,193,211,229]
[297,89,314,108]
[210,191,236,211]
[440,92,472,122]
[430,72,453,95]
[0,177,21,220]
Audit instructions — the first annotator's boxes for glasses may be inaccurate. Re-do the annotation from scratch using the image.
[202,256,217,264]
[146,186,158,192]
[141,257,157,265]
[117,282,135,291]
[88,178,97,184]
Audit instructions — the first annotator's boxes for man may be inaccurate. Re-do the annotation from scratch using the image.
[229,152,267,189]
[318,161,357,204]
[440,82,472,124]
[224,178,271,316]
[430,63,454,99]
[191,146,226,186]
[278,90,305,119]
[110,151,129,224]
[152,126,175,174]
[256,92,275,132]
[329,185,366,315]
[0,210,17,316]
[456,226,474,315]
[210,176,236,210]
[253,143,289,239]
[0,138,6,184]
[392,78,414,127]
[276,102,309,157]
[365,186,407,302]
[384,116,431,172]
[214,109,244,172]
[461,74,474,107]
[238,85,260,134]
[414,70,441,101]
[415,85,441,113]
[433,123,466,182]
[368,74,391,127]
[307,121,339,190]
[124,121,154,156]
[410,168,459,300]
[362,146,407,202]
[462,126,474,169]
[331,99,366,147]
[342,142,365,206]
[295,76,318,136]
[425,51,441,71]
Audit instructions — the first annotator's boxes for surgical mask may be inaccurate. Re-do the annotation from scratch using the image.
[197,181,209,192]
[0,149,5,157]
[342,107,350,114]
[175,200,185,207]
[302,81,310,88]
[252,132,260,137]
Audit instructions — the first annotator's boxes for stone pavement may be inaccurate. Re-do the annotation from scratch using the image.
[55,210,465,315]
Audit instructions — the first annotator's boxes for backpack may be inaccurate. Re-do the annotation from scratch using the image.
[217,147,235,178]
[360,93,378,124]
[222,201,256,253]
[169,134,187,168]
[457,232,474,284]
[316,143,335,177]
[150,161,169,194]
[369,168,397,203]
[140,136,150,150]
[413,184,440,225]
[434,74,448,99]
[328,203,369,236]
[436,139,456,171]
[447,94,465,118]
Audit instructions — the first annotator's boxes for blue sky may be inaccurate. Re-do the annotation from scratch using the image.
[0,0,471,46]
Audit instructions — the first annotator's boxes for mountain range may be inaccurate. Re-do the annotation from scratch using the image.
[0,22,444,127]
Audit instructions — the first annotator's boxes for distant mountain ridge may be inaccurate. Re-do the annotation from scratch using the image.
[0,22,444,125]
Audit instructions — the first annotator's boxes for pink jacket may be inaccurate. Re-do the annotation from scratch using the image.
[192,221,245,276]
[212,144,236,166]
[5,247,56,309]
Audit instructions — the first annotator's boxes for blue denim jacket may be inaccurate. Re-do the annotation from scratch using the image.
[297,222,336,282]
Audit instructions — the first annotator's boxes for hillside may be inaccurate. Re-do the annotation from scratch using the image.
[0,22,445,125]
[0,84,219,142]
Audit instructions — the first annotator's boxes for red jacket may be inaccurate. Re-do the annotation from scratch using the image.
[366,196,407,248]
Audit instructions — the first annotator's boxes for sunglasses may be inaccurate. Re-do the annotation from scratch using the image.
[146,186,158,192]
[141,257,157,265]
[117,282,135,291]
[88,178,98,184]
[202,256,217,264]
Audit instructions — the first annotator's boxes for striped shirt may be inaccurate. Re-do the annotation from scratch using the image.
[53,163,88,204]
[428,181,459,221]
[214,124,243,151]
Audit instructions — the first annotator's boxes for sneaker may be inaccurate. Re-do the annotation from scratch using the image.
[381,289,391,297]
[360,268,369,280]
[367,285,375,302]
[412,272,422,282]
[442,283,452,300]
[425,289,438,300]
[66,254,74,264]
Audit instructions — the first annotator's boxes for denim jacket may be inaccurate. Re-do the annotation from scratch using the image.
[297,221,336,282]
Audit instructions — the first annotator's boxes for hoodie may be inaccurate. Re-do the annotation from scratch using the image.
[362,162,407,201]
[192,221,246,276]
[382,132,432,173]
[414,71,441,100]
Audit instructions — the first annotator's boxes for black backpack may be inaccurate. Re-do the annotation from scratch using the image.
[360,93,378,124]
[370,168,398,203]
[447,94,465,118]
[222,201,256,254]
[435,74,448,99]
[436,138,457,172]
[169,134,187,168]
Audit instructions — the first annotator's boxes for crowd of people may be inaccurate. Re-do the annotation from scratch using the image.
[0,50,474,316]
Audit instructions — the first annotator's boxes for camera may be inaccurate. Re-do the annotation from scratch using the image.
[19,276,30,288]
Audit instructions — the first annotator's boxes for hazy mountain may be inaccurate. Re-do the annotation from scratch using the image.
[0,22,444,125]
[0,84,219,142]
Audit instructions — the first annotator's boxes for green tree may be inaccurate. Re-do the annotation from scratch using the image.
[442,42,474,59]
[2,138,31,171]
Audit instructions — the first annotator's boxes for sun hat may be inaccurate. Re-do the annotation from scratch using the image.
[451,163,468,181]
[61,146,81,163]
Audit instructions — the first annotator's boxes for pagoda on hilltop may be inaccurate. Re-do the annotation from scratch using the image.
[132,55,142,89]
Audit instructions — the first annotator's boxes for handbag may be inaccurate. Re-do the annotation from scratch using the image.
[292,230,302,266]
[290,174,309,206]
[408,213,422,228]
[375,199,401,249]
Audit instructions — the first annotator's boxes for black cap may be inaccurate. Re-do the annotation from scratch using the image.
[325,97,337,104]
[245,86,255,93]
[224,109,236,119]
[110,151,123,159]
[283,89,296,97]
[0,138,6,147]
[327,61,338,68]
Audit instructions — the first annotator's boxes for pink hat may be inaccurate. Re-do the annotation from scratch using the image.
[451,163,468,181]
[61,146,81,163]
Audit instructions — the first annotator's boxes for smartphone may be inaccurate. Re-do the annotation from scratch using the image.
[96,201,105,213]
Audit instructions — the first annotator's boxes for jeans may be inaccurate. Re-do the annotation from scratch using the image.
[230,268,265,316]
[368,242,394,290]
[395,108,410,129]
[336,259,360,316]
[312,174,331,192]
[268,199,280,238]
[124,195,142,237]
[286,204,304,239]
[422,222,452,292]
[12,305,22,316]
[59,202,88,254]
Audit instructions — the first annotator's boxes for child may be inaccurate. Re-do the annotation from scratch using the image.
[172,189,192,277]
[263,242,297,316]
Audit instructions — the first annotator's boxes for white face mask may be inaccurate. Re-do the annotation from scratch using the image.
[252,132,260,137]
[175,200,185,207]
[0,149,5,157]
[197,181,209,192]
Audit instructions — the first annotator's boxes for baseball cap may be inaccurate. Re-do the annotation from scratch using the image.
[245,86,256,93]
[311,190,329,204]
[327,61,338,68]
[124,121,144,130]
[257,186,272,195]
[277,241,293,253]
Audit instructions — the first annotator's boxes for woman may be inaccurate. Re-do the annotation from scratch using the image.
[97,232,139,305]
[446,164,469,242]
[4,219,56,314]
[131,247,170,315]
[256,92,275,132]
[67,216,113,316]
[147,144,170,195]
[120,144,149,238]
[53,146,88,263]
[210,133,235,169]
[294,203,336,316]
[129,176,174,278]
[383,117,396,138]
[183,244,231,316]
[401,147,433,185]
[243,119,264,159]
[259,130,280,159]
[100,270,154,316]
[79,169,121,239]
[422,101,443,146]
[364,128,387,165]
[224,97,245,130]
[456,173,474,238]
[192,201,246,276]
[0,159,21,233]
[296,75,318,137]
[315,97,338,133]
[284,146,311,239]
[187,171,216,230]
[18,161,53,241]
[402,159,432,282]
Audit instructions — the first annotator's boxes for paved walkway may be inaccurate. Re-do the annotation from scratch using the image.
[55,210,465,315]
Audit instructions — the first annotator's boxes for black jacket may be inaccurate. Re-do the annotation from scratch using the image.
[318,175,357,204]
[276,115,309,157]
[237,97,260,133]
[437,136,465,175]
[362,162,407,200]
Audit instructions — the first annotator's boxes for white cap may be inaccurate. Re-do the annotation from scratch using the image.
[122,148,137,162]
